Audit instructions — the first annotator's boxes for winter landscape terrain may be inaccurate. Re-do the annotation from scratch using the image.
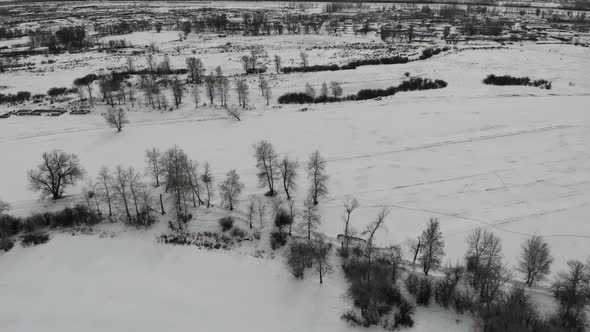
[1,1,589,332]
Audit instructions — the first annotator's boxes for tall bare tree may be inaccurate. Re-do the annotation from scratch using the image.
[419,218,445,275]
[306,150,328,205]
[517,235,554,287]
[145,147,162,187]
[219,169,244,211]
[235,78,249,108]
[97,166,113,217]
[201,162,214,208]
[186,57,205,84]
[204,73,216,105]
[279,155,298,200]
[253,140,279,196]
[27,150,85,199]
[171,77,184,108]
[301,193,320,240]
[273,54,281,74]
[313,233,333,284]
[112,165,132,221]
[299,51,309,67]
[342,197,359,257]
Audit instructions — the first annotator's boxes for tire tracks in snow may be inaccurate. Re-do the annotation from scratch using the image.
[326,124,574,163]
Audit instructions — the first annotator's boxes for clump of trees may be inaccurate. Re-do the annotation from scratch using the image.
[483,74,552,89]
[278,77,448,104]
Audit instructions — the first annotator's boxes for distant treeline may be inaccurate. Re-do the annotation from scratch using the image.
[483,74,552,89]
[278,77,448,104]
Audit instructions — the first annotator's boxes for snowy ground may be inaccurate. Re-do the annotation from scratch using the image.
[1,32,589,331]
[0,235,473,332]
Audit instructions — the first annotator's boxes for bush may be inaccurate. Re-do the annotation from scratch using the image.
[274,209,293,230]
[285,239,315,278]
[405,274,431,306]
[0,238,14,252]
[20,232,49,247]
[405,274,419,295]
[0,214,22,238]
[483,74,552,89]
[270,230,287,250]
[277,92,314,104]
[393,298,415,328]
[417,277,432,306]
[219,216,234,232]
[230,226,246,238]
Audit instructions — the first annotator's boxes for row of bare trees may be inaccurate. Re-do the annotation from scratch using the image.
[252,140,328,205]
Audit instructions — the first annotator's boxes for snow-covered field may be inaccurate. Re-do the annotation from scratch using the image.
[0,234,473,332]
[1,28,589,331]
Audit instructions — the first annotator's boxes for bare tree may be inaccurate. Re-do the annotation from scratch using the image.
[552,260,590,331]
[320,81,328,98]
[235,78,249,108]
[304,82,316,99]
[219,169,244,211]
[253,140,279,196]
[301,193,320,240]
[258,74,268,95]
[341,197,359,256]
[112,165,132,221]
[171,77,184,108]
[287,198,297,235]
[145,147,162,187]
[201,162,214,208]
[362,208,389,276]
[306,150,328,205]
[299,51,309,67]
[465,228,503,289]
[97,166,113,217]
[186,159,204,207]
[225,107,241,121]
[161,146,192,223]
[273,54,281,74]
[279,155,299,200]
[204,73,216,105]
[186,57,205,84]
[330,81,343,99]
[264,85,272,106]
[127,167,143,218]
[192,84,201,108]
[518,235,554,287]
[257,198,266,227]
[419,218,445,275]
[247,197,256,229]
[126,56,134,72]
[104,108,129,132]
[27,150,85,199]
[313,233,333,284]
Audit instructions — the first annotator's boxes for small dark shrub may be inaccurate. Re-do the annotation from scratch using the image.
[274,209,293,230]
[0,238,14,252]
[270,230,287,250]
[285,239,315,278]
[213,242,222,249]
[277,92,314,104]
[20,232,49,247]
[393,298,415,328]
[230,226,246,238]
[219,216,234,232]
[417,277,432,306]
[0,214,22,238]
[483,74,551,89]
[406,274,419,295]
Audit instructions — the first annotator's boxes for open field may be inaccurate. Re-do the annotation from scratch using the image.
[1,2,590,331]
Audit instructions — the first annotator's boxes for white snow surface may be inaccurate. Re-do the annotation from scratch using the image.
[0,234,473,332]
